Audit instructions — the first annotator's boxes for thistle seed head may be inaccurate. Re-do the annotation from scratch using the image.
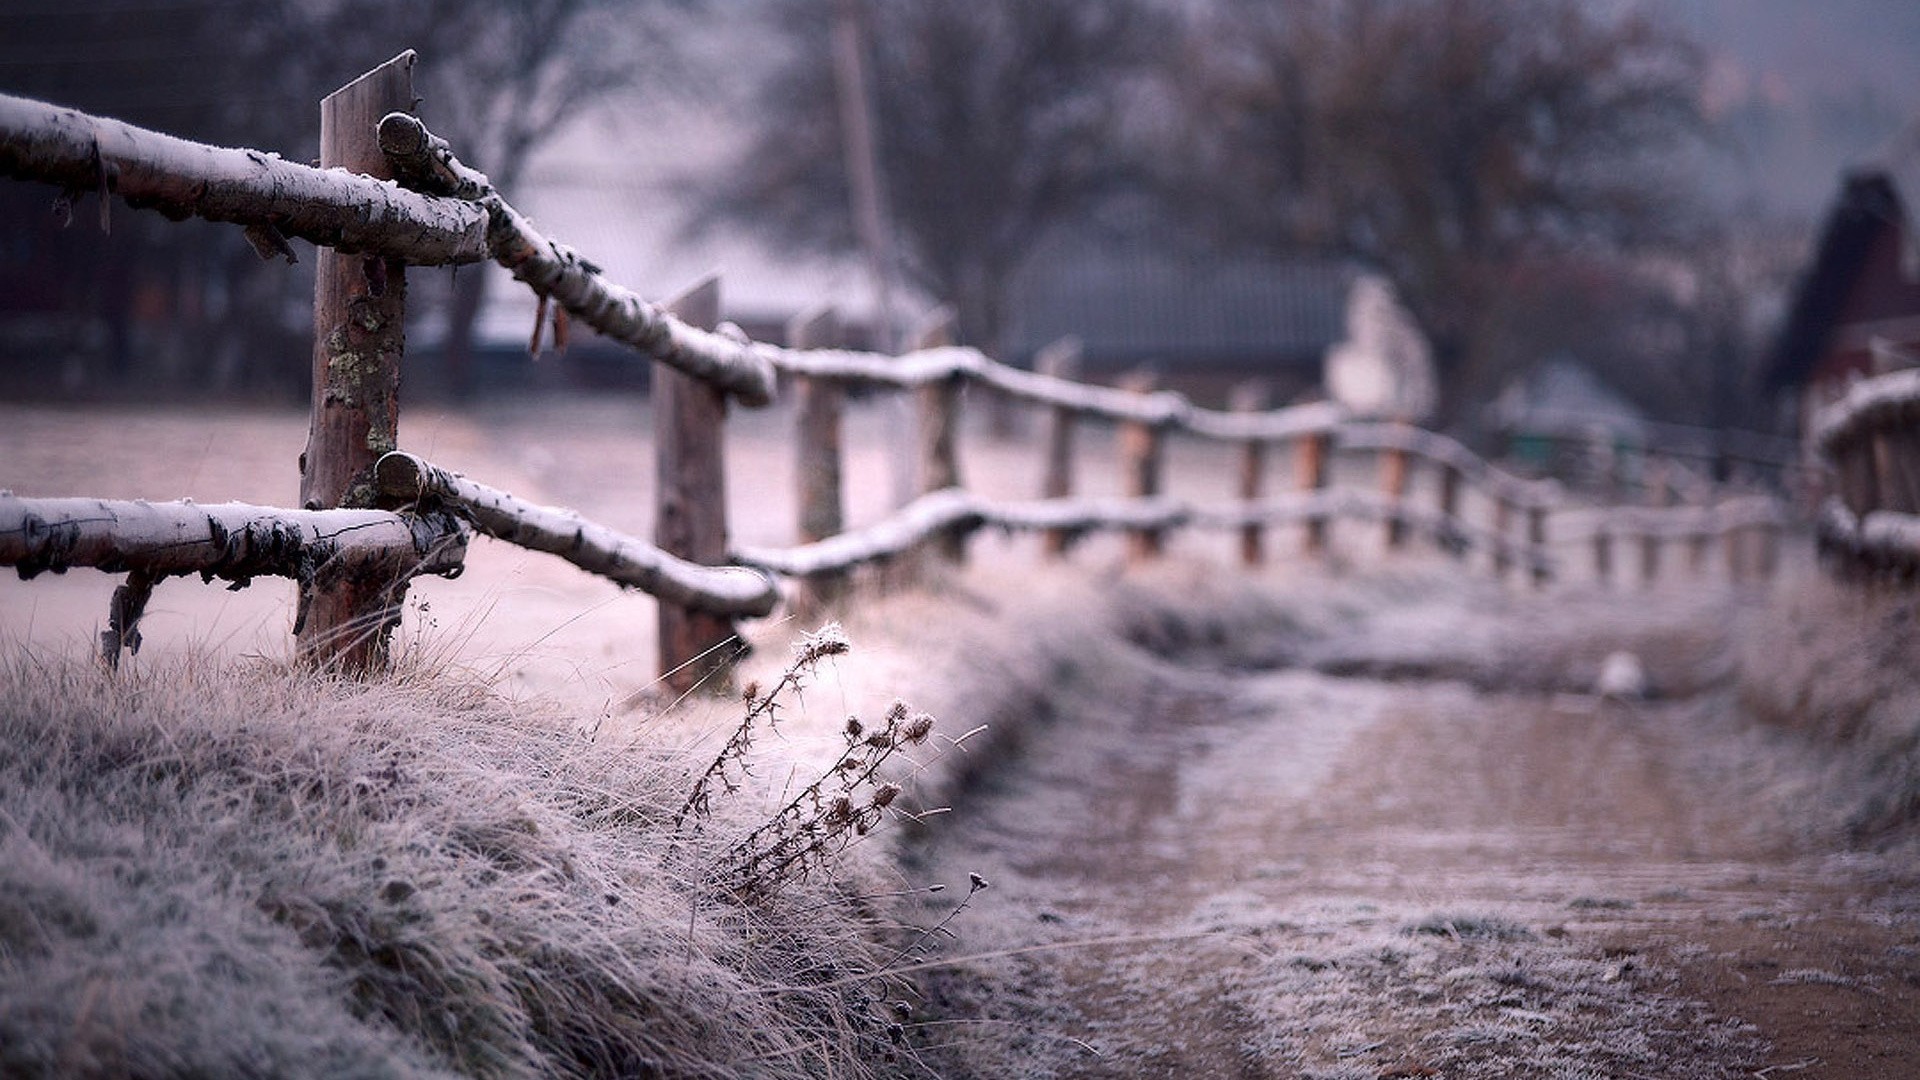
[901,714,936,744]
[871,783,901,808]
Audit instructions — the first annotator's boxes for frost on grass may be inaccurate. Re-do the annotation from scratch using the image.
[0,652,925,1079]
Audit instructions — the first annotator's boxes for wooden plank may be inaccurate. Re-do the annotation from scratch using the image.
[1232,380,1270,566]
[789,306,848,615]
[1118,369,1166,564]
[654,274,738,694]
[297,53,415,673]
[1035,337,1082,558]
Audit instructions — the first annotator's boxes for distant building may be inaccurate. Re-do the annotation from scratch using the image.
[1001,244,1353,406]
[1766,119,1920,433]
[1490,356,1649,486]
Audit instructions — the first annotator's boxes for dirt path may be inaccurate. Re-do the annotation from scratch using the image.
[904,589,1920,1079]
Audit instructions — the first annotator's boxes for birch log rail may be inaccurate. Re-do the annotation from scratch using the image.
[0,89,488,265]
[373,453,778,617]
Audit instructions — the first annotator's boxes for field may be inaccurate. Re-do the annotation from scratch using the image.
[3,398,1917,1078]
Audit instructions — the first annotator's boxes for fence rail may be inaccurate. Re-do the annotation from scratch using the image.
[1812,366,1920,575]
[0,56,1798,684]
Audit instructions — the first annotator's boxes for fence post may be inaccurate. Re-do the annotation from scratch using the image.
[913,309,967,564]
[655,274,737,694]
[1232,380,1270,566]
[1035,337,1082,558]
[1436,462,1464,559]
[1492,496,1514,579]
[1380,425,1411,551]
[1298,428,1332,556]
[1118,368,1165,564]
[1592,523,1614,586]
[297,52,415,673]
[1528,504,1550,589]
[1640,457,1670,587]
[790,306,845,616]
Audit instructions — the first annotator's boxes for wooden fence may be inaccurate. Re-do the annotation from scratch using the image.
[0,55,1790,688]
[1812,366,1920,577]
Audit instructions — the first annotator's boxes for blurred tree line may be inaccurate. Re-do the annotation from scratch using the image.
[0,0,1821,433]
[0,0,686,401]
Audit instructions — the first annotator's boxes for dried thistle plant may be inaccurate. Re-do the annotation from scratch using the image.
[717,697,941,901]
[673,623,851,831]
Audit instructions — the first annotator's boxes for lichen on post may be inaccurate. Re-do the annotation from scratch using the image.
[297,52,416,673]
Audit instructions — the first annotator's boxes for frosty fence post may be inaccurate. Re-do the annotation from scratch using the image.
[1436,461,1464,560]
[297,52,415,673]
[913,310,968,564]
[1035,337,1082,559]
[1232,380,1271,566]
[1528,504,1550,588]
[1380,423,1411,551]
[1118,368,1167,564]
[790,306,847,617]
[1592,522,1614,587]
[655,274,738,694]
[1298,429,1332,556]
[1492,496,1514,579]
[1640,457,1670,587]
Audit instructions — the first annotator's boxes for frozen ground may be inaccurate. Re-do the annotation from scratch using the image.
[3,400,1914,1078]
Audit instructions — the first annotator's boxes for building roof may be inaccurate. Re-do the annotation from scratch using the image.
[1003,245,1354,368]
[1765,119,1920,391]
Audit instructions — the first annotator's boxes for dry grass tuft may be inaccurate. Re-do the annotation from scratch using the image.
[0,649,925,1079]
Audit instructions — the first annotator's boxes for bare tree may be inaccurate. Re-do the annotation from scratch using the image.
[1164,0,1706,423]
[695,0,1162,355]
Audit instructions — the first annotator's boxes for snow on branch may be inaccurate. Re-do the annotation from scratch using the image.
[376,112,779,407]
[0,93,489,264]
[0,493,467,588]
[373,452,778,617]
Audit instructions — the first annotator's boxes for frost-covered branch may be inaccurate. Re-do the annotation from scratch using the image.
[0,93,489,264]
[377,112,779,407]
[0,494,467,587]
[374,452,777,617]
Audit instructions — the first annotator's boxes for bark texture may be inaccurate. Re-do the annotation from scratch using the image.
[0,88,487,264]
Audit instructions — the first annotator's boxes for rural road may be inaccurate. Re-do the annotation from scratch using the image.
[902,578,1920,1079]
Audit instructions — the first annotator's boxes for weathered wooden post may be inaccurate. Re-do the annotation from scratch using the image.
[298,52,415,673]
[1118,368,1165,564]
[1528,503,1550,589]
[1492,496,1515,579]
[1298,428,1332,556]
[1640,458,1670,587]
[791,306,846,615]
[655,274,737,694]
[913,310,967,563]
[1592,522,1615,586]
[1232,380,1270,567]
[1035,336,1082,558]
[1436,461,1464,560]
[1380,425,1411,551]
